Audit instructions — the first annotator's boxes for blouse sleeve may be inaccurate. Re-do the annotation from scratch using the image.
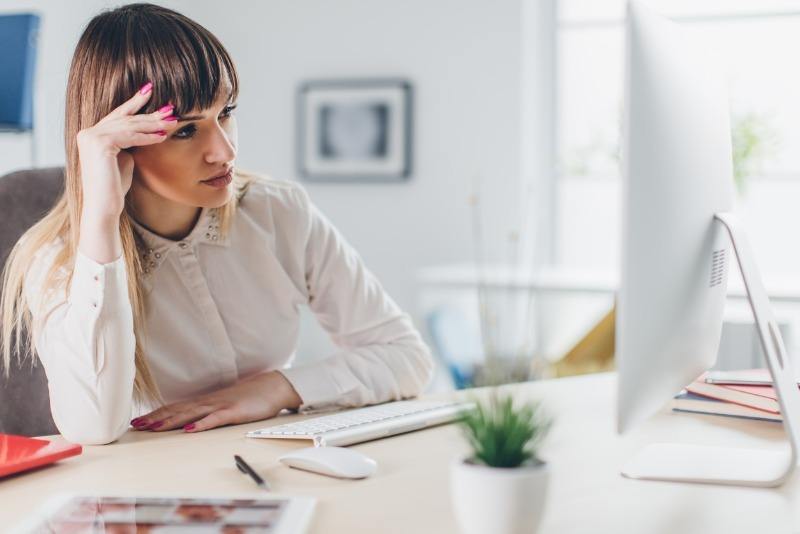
[278,185,435,411]
[24,243,136,445]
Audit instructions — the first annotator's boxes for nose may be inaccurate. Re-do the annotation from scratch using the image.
[204,122,237,165]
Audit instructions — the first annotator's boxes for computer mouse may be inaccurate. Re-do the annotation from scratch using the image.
[278,446,377,479]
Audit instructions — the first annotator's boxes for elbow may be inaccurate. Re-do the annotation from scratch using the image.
[53,406,129,446]
[58,421,126,446]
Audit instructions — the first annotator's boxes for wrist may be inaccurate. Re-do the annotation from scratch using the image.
[79,212,123,264]
[81,206,122,227]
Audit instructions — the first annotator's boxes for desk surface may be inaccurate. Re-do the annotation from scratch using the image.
[2,372,799,533]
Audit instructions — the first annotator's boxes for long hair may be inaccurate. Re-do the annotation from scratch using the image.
[0,3,255,403]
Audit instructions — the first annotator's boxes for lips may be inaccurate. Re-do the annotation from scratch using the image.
[200,172,233,188]
[202,168,233,183]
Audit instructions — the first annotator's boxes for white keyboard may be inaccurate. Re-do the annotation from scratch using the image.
[246,400,474,447]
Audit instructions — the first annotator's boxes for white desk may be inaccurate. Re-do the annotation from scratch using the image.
[2,372,799,533]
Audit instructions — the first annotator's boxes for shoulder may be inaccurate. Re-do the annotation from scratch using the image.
[236,171,313,223]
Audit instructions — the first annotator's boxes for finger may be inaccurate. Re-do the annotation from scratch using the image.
[101,81,154,123]
[114,105,175,126]
[119,130,174,150]
[152,102,176,117]
[185,408,238,433]
[137,114,180,132]
[131,402,187,430]
[157,404,215,432]
[121,116,180,138]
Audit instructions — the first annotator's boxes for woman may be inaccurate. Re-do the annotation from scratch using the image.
[0,3,433,445]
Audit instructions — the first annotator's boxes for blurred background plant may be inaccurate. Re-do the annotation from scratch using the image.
[467,177,544,389]
[731,111,780,194]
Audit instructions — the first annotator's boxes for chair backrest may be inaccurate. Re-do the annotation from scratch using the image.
[0,167,64,436]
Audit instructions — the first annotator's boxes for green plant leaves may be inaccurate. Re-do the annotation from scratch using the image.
[459,391,552,469]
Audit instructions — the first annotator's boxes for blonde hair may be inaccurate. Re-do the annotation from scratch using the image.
[0,3,256,403]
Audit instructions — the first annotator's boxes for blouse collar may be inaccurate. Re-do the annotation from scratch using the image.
[131,206,230,276]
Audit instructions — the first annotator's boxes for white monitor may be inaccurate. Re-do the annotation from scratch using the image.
[617,1,800,487]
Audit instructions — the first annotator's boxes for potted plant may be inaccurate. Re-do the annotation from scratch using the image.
[451,392,552,534]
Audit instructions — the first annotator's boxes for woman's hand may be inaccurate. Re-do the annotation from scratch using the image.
[130,371,303,433]
[77,82,180,263]
[77,81,179,221]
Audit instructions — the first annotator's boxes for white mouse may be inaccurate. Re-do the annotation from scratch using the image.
[278,446,377,479]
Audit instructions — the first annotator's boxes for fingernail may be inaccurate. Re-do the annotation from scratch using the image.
[139,81,153,95]
[157,104,174,114]
[149,420,163,429]
[184,423,195,431]
[130,418,140,425]
[156,130,167,136]
[163,115,178,121]
[132,419,146,427]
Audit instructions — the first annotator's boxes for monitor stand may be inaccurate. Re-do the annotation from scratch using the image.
[621,212,800,487]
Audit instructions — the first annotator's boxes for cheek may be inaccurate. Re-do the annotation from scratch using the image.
[133,149,193,191]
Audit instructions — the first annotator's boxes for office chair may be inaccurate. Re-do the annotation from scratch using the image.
[0,167,64,436]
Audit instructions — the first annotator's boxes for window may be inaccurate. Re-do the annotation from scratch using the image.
[556,0,800,274]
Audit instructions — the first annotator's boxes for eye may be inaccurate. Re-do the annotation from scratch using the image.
[221,104,237,119]
[172,104,237,140]
[173,125,196,140]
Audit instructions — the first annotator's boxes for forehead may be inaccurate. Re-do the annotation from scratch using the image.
[184,83,234,116]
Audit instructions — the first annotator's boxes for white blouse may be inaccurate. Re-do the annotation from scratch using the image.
[24,177,434,445]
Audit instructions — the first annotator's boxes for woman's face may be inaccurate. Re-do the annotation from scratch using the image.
[130,82,238,209]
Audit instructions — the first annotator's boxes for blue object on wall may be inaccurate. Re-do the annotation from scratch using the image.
[0,14,40,131]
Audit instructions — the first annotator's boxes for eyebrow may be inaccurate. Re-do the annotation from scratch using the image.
[178,91,235,122]
[178,114,207,122]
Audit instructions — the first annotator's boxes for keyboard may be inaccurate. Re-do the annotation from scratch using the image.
[246,400,474,447]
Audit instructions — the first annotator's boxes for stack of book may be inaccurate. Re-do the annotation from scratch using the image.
[672,369,788,423]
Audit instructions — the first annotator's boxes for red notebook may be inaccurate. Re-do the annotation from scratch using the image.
[0,434,82,478]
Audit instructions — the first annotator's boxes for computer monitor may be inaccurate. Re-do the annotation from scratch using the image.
[617,1,800,487]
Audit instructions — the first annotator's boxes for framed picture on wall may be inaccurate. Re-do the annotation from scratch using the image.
[297,79,413,182]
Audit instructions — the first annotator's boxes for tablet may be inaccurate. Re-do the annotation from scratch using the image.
[13,494,316,534]
[0,433,82,478]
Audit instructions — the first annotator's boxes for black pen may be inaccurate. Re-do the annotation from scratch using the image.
[234,454,271,491]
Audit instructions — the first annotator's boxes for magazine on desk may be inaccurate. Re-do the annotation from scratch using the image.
[12,494,315,534]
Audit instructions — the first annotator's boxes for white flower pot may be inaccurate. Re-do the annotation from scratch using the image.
[450,456,549,534]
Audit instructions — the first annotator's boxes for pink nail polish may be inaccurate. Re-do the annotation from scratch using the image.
[150,421,163,429]
[157,104,174,114]
[163,116,178,121]
[139,82,153,95]
[184,423,195,431]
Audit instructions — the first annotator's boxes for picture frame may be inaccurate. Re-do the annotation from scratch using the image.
[296,79,413,182]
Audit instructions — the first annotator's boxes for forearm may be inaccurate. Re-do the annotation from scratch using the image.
[280,319,435,410]
[79,210,123,265]
[31,249,137,445]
